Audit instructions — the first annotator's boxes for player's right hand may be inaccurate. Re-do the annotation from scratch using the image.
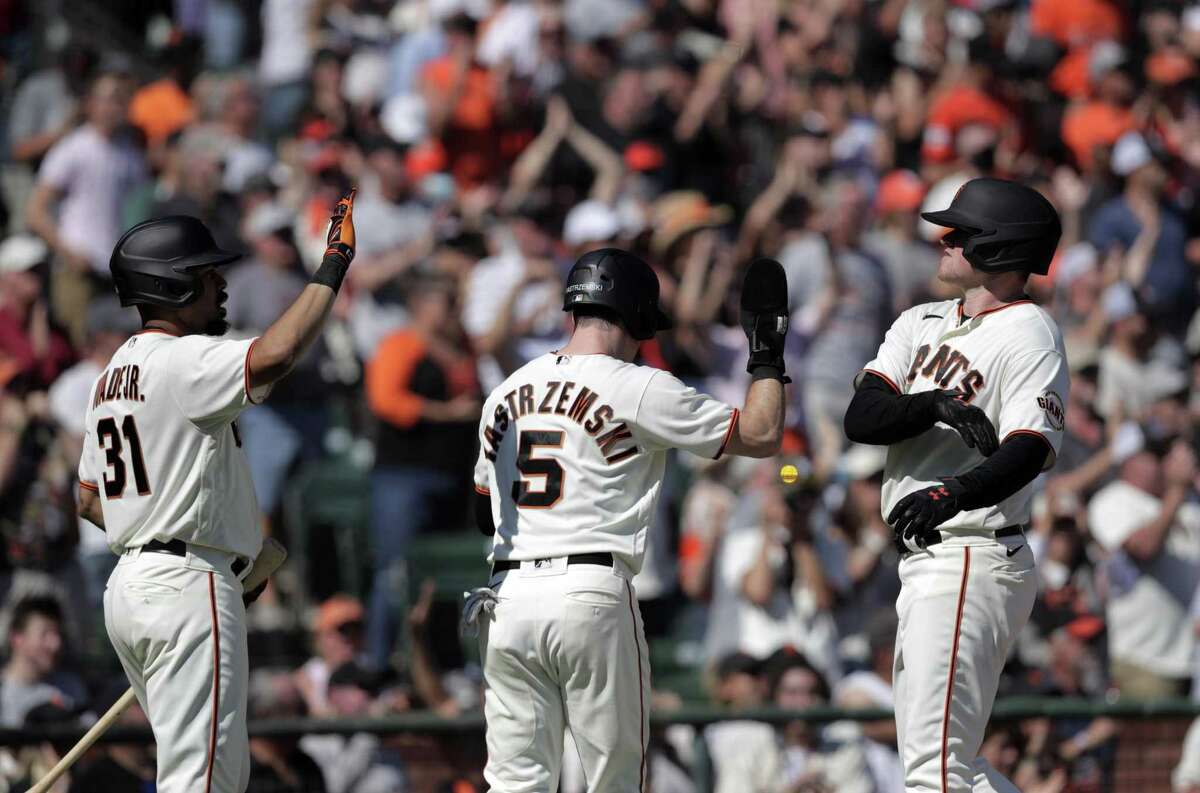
[324,188,357,267]
[931,389,999,456]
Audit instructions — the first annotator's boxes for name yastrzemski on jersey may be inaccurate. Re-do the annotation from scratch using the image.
[905,342,985,400]
[480,380,639,466]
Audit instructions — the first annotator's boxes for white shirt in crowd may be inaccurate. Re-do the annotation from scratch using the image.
[37,124,146,272]
[1088,480,1200,679]
[462,251,567,394]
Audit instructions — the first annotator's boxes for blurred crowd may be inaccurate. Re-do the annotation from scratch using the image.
[5,0,1200,790]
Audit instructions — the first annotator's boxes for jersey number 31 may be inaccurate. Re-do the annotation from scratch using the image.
[97,416,152,499]
[512,430,564,509]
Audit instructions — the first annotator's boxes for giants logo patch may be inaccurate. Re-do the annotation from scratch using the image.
[1037,390,1065,431]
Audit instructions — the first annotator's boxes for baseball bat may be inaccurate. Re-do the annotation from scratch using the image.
[25,538,288,793]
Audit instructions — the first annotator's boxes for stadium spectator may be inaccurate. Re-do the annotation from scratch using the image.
[365,272,479,669]
[66,680,155,792]
[247,669,328,793]
[299,662,409,793]
[767,650,873,793]
[25,69,145,347]
[1090,131,1198,335]
[0,596,86,727]
[1088,441,1200,698]
[0,234,73,391]
[833,612,903,793]
[704,651,775,793]
[295,595,368,718]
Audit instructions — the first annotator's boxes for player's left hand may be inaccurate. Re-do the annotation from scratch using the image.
[740,257,791,381]
[887,480,965,551]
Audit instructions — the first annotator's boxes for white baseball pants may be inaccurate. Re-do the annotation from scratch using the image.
[893,537,1036,793]
[104,545,251,793]
[478,558,651,792]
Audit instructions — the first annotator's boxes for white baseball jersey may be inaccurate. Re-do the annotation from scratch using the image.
[77,329,270,559]
[473,352,738,573]
[861,298,1069,530]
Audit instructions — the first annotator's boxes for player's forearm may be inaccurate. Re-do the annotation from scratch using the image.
[248,283,336,388]
[843,374,938,445]
[728,376,784,457]
[941,434,1048,511]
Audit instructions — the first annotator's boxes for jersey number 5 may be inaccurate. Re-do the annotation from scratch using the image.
[97,416,151,499]
[512,430,564,509]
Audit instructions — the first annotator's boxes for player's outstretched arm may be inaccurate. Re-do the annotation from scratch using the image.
[248,189,356,390]
[725,258,788,458]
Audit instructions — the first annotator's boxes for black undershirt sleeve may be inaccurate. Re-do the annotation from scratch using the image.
[475,492,495,536]
[945,434,1049,511]
[842,372,939,445]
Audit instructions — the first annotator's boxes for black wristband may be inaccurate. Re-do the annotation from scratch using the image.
[750,365,785,383]
[312,253,349,292]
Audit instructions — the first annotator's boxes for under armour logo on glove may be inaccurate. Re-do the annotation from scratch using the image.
[888,480,965,551]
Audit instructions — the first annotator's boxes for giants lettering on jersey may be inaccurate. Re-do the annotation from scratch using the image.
[92,365,145,408]
[906,343,985,400]
[482,381,639,464]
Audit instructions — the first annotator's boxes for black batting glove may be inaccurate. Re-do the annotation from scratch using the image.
[740,258,791,382]
[312,188,357,292]
[243,580,268,607]
[887,479,965,552]
[932,390,999,456]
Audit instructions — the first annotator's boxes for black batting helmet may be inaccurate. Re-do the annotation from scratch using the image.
[921,177,1061,276]
[563,248,672,341]
[110,216,241,308]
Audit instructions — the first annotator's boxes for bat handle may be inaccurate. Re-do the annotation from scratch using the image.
[26,688,138,793]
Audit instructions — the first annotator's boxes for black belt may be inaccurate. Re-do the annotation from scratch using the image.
[144,539,249,577]
[493,552,613,574]
[896,525,1025,555]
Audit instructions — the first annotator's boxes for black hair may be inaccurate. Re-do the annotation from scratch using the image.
[10,596,62,637]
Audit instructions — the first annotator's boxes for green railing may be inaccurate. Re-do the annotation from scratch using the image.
[3,697,1197,748]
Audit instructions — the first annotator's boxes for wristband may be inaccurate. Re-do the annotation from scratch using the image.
[312,252,350,292]
[750,364,788,384]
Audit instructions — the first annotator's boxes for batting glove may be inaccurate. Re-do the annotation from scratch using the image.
[932,390,999,456]
[887,479,965,551]
[325,188,357,264]
[740,258,791,382]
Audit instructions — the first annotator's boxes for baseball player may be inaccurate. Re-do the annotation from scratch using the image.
[844,177,1068,792]
[464,249,789,791]
[74,191,357,793]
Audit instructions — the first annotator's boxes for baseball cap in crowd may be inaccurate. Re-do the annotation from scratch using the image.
[246,202,294,240]
[874,169,926,215]
[841,443,887,480]
[1110,130,1154,176]
[0,234,48,274]
[1146,49,1197,86]
[341,50,389,106]
[315,594,365,633]
[563,200,621,246]
[713,651,763,681]
[1101,281,1138,321]
[328,661,388,696]
[381,94,428,144]
[1054,242,1099,289]
[650,191,733,254]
